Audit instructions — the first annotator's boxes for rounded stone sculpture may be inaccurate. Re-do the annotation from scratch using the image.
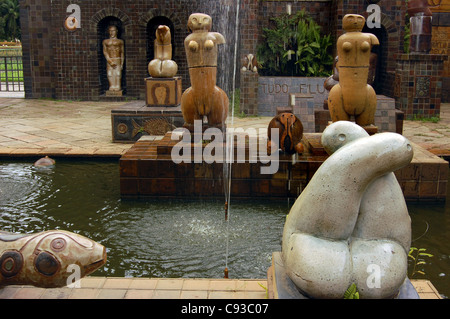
[33,156,55,168]
[327,14,379,128]
[0,229,106,288]
[148,25,178,78]
[267,113,304,155]
[282,121,413,299]
[181,13,229,128]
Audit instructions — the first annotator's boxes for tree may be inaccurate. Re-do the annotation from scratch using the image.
[0,0,21,41]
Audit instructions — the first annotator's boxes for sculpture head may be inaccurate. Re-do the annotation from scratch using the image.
[342,14,365,32]
[156,25,171,44]
[108,25,118,38]
[187,13,212,32]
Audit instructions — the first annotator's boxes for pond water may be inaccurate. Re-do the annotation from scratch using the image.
[0,159,448,298]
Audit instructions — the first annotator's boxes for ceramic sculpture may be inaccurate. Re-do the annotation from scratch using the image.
[103,25,124,94]
[180,13,229,129]
[148,25,178,78]
[267,113,304,155]
[0,229,106,288]
[327,14,379,128]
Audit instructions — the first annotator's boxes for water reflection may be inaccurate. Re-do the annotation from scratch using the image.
[0,159,448,298]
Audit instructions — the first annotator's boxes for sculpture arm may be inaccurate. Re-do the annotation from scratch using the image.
[102,41,112,65]
[212,32,225,45]
[120,41,125,70]
[369,33,379,46]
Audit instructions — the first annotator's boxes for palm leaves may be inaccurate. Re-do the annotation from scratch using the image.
[0,0,21,41]
[408,247,434,277]
[257,9,333,77]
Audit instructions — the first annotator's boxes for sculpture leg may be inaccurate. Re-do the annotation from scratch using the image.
[355,85,377,127]
[206,86,229,126]
[160,60,178,78]
[148,59,163,78]
[327,84,350,122]
[181,87,201,125]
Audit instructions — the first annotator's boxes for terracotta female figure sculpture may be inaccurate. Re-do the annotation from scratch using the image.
[148,25,178,78]
[180,13,229,129]
[103,25,124,93]
[267,113,304,155]
[327,14,379,128]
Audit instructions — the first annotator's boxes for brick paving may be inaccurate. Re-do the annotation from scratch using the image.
[0,98,448,158]
[0,277,441,299]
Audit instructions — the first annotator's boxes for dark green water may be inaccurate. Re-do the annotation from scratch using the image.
[0,159,448,298]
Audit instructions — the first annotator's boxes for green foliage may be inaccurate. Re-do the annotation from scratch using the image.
[257,9,333,77]
[408,247,434,278]
[343,283,360,299]
[0,0,20,41]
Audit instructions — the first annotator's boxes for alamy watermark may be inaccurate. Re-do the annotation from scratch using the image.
[66,264,81,288]
[65,4,81,30]
[366,4,381,29]
[170,120,280,175]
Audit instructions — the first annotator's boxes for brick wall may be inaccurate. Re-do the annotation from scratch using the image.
[395,54,448,119]
[20,0,238,101]
[20,0,409,104]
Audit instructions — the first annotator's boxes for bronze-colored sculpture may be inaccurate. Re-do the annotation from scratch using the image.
[0,230,106,288]
[103,25,124,94]
[180,13,229,129]
[267,113,304,155]
[327,14,379,128]
[148,25,178,78]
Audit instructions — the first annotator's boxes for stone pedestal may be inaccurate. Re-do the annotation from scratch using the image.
[145,76,182,107]
[106,90,123,97]
[267,252,420,299]
[395,54,448,119]
[314,95,401,133]
[111,101,184,142]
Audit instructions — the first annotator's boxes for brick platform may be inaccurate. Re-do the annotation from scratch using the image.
[120,131,448,201]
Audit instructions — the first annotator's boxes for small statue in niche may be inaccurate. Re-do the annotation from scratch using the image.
[148,25,178,78]
[327,14,379,128]
[241,54,258,73]
[267,113,304,155]
[103,25,124,95]
[181,13,229,129]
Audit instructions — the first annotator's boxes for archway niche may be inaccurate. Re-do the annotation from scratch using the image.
[97,16,126,95]
[146,16,175,75]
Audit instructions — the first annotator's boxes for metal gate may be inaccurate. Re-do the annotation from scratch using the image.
[0,55,24,92]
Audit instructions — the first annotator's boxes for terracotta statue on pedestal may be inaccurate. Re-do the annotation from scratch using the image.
[148,25,178,78]
[103,25,124,95]
[181,13,229,129]
[267,113,304,155]
[327,14,379,128]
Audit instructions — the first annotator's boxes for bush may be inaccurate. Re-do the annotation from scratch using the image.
[257,9,333,77]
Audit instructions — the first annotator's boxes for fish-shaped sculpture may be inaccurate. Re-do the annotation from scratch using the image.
[267,113,304,155]
[0,229,106,288]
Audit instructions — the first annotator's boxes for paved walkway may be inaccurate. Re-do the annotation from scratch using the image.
[0,277,441,299]
[0,97,449,158]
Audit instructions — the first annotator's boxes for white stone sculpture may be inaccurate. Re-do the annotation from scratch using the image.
[282,121,414,299]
